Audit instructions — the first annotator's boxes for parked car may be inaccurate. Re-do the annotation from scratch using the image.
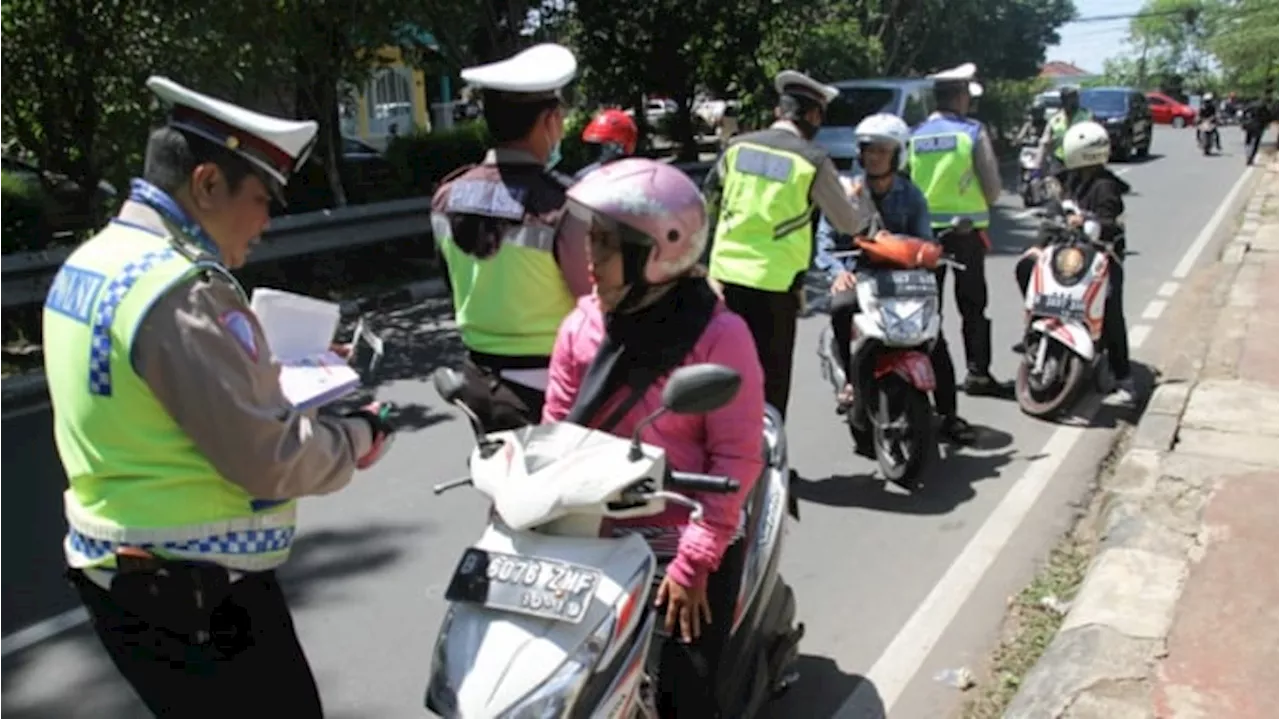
[1079,87,1153,160]
[1145,91,1196,128]
[814,78,936,172]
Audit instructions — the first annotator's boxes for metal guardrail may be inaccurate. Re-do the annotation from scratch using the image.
[1,196,432,308]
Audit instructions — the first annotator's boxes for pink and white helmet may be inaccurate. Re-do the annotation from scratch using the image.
[565,158,708,285]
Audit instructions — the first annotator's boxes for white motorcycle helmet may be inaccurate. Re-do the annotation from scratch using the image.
[854,113,911,172]
[1062,121,1111,170]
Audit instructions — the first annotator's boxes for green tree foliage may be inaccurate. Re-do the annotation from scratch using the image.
[1204,0,1279,93]
[0,1,264,213]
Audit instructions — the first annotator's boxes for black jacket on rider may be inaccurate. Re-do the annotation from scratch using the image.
[1056,166,1126,245]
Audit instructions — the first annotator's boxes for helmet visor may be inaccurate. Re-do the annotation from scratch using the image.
[563,198,654,282]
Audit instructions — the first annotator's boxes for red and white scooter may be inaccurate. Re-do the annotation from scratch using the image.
[1015,199,1118,418]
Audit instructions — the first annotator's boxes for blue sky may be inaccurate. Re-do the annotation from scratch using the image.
[1045,0,1146,74]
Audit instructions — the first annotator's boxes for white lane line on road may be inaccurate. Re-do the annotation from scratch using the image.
[2,401,51,421]
[1142,300,1168,321]
[1129,324,1152,350]
[1157,281,1180,298]
[1,608,87,658]
[831,161,1255,718]
[1172,166,1257,279]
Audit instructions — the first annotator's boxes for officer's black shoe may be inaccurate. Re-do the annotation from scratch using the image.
[1011,341,1026,354]
[940,415,978,445]
[964,372,1015,398]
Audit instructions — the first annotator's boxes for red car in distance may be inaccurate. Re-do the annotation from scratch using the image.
[1146,92,1196,127]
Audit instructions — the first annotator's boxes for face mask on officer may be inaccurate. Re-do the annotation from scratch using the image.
[777,94,824,140]
[542,104,566,169]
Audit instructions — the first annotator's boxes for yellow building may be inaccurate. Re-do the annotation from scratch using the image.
[342,46,431,147]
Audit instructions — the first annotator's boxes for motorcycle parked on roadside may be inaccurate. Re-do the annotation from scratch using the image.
[423,363,804,718]
[816,229,964,486]
[1014,200,1120,418]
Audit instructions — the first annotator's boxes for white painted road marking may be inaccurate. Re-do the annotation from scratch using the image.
[1157,281,1179,298]
[1172,167,1257,279]
[1142,300,1167,321]
[1,401,51,421]
[1,608,87,658]
[832,162,1257,717]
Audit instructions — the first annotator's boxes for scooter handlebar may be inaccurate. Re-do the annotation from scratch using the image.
[667,471,741,494]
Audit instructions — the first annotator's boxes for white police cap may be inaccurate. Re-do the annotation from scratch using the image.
[774,70,841,106]
[462,44,578,101]
[146,76,319,191]
[928,63,984,98]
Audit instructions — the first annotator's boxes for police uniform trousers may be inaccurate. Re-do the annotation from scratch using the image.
[937,229,995,377]
[68,568,323,718]
[718,282,801,421]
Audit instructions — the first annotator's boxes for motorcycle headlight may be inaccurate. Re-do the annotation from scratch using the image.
[879,298,933,344]
[497,614,616,719]
[1105,116,1124,125]
[1052,246,1088,283]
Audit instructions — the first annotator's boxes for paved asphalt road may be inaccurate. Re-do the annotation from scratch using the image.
[1,126,1264,718]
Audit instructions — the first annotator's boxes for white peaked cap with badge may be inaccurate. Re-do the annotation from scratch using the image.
[146,76,319,191]
[928,62,984,98]
[774,70,841,106]
[461,43,578,98]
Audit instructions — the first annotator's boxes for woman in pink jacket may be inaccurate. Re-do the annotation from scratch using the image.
[542,157,765,717]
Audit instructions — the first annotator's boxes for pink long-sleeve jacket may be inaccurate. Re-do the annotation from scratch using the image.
[542,295,765,590]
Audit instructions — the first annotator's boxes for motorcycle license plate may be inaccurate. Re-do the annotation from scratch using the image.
[444,548,601,624]
[1033,293,1083,318]
[870,269,937,298]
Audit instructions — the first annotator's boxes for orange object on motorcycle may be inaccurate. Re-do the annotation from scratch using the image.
[854,234,941,270]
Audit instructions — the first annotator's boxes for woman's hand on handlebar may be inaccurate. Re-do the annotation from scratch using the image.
[831,271,857,294]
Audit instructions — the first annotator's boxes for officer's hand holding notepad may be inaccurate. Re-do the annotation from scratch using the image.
[250,288,360,409]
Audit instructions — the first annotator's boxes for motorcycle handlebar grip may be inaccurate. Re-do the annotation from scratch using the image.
[667,471,741,494]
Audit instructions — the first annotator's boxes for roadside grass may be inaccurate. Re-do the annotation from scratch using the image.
[959,430,1132,719]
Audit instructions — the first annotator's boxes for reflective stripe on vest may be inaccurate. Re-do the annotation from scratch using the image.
[708,142,818,292]
[908,117,990,230]
[1050,109,1093,159]
[44,221,297,572]
[434,212,575,357]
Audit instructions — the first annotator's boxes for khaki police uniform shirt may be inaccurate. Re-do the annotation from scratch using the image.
[119,202,373,501]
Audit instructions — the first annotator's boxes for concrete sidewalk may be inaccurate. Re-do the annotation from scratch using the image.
[1004,156,1278,718]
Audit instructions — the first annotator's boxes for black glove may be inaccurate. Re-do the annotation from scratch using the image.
[345,401,396,469]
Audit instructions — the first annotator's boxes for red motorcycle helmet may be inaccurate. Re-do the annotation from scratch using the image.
[581,109,638,155]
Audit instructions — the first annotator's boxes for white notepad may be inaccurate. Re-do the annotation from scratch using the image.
[250,288,360,409]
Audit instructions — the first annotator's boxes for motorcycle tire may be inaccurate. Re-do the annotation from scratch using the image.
[1015,336,1087,418]
[869,377,935,486]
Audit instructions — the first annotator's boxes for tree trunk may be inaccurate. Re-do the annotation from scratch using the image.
[674,91,699,162]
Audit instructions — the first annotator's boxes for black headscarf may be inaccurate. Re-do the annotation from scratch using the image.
[565,277,719,430]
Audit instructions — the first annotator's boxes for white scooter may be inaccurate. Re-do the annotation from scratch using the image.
[1015,200,1119,418]
[424,363,803,718]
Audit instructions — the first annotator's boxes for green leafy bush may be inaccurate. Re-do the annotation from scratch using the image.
[1,171,52,254]
[382,114,595,196]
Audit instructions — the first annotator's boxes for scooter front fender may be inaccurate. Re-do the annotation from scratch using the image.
[1030,317,1096,362]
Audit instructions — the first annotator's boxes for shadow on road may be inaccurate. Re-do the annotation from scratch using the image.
[793,422,1017,515]
[280,522,426,609]
[1,624,145,719]
[768,654,886,717]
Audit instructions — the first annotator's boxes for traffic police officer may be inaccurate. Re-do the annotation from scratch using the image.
[432,43,592,431]
[43,77,395,717]
[704,70,874,420]
[908,63,1011,396]
[1037,85,1094,171]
